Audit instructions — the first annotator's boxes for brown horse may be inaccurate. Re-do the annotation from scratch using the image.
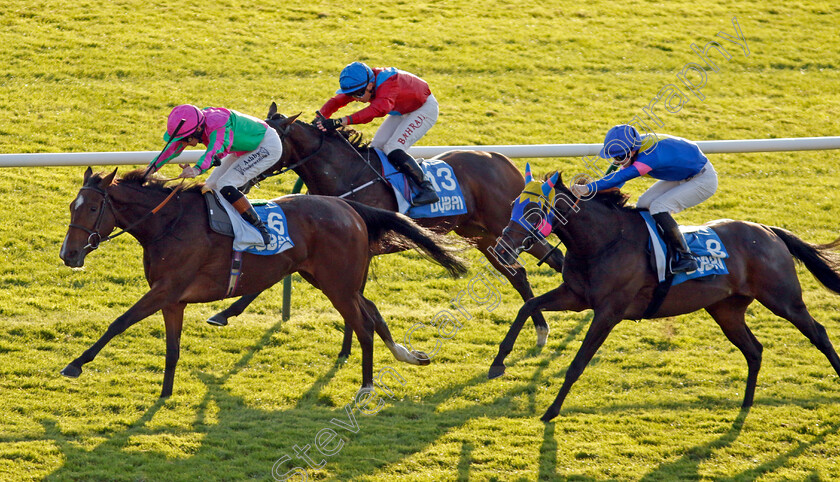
[489,172,840,421]
[59,168,466,398]
[206,103,565,355]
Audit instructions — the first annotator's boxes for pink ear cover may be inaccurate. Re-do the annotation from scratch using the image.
[537,219,552,237]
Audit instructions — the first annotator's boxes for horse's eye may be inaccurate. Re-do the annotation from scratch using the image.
[89,206,98,212]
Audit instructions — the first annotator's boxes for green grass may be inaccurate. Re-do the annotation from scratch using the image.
[2,0,840,480]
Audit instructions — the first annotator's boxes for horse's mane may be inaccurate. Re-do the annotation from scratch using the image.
[116,169,205,194]
[294,119,372,151]
[266,110,374,161]
[552,171,633,210]
[592,189,633,210]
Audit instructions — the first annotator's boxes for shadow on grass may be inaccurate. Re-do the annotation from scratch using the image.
[33,311,836,481]
[33,309,599,480]
[636,407,839,481]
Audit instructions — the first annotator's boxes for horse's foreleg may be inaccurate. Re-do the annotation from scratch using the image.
[479,240,551,346]
[207,292,262,326]
[541,312,621,422]
[161,303,186,398]
[489,284,586,379]
[61,289,169,379]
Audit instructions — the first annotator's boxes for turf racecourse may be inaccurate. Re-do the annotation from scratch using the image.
[2,1,840,480]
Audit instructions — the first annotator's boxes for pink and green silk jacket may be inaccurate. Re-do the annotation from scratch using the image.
[150,108,269,174]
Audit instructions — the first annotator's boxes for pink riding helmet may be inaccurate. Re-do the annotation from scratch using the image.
[164,104,204,141]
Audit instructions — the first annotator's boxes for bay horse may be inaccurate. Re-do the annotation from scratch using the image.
[59,168,466,398]
[489,172,840,421]
[207,102,565,354]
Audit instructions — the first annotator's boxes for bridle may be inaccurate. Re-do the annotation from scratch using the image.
[67,181,184,251]
[266,118,390,199]
[498,190,583,264]
[68,186,115,251]
[272,121,327,175]
[499,191,551,253]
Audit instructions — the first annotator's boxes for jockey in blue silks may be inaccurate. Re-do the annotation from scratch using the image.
[570,124,719,273]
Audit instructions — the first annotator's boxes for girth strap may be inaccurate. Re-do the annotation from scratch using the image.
[226,251,244,298]
[641,272,675,319]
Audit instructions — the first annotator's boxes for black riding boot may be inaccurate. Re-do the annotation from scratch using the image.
[652,212,698,273]
[220,186,271,246]
[387,149,439,206]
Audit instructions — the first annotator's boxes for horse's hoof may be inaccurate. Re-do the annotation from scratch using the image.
[540,408,559,422]
[536,326,549,347]
[336,351,351,361]
[61,364,81,378]
[206,314,228,326]
[412,351,431,366]
[488,365,506,379]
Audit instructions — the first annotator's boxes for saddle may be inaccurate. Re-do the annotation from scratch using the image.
[204,192,234,237]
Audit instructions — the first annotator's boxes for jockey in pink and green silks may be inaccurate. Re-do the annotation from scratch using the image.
[147,104,284,246]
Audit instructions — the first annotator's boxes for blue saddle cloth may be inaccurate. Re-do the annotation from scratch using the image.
[204,192,294,256]
[247,201,295,255]
[639,211,729,285]
[376,149,468,218]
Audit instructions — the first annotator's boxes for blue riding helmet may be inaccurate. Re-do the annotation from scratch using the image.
[598,124,641,159]
[336,62,374,94]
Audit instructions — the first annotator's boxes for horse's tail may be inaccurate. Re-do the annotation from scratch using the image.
[769,226,840,294]
[344,200,468,278]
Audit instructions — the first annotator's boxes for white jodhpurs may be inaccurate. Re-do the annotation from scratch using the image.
[637,161,718,214]
[204,128,283,191]
[371,94,439,155]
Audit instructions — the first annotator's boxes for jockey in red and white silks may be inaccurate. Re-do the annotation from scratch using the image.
[315,62,440,206]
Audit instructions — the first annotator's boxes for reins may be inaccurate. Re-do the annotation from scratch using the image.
[68,179,185,251]
[333,131,393,198]
[261,119,390,199]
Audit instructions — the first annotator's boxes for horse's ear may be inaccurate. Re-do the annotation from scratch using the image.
[524,162,533,183]
[100,168,118,188]
[84,167,93,182]
[547,171,559,188]
[272,112,300,129]
[267,102,277,118]
[541,178,553,197]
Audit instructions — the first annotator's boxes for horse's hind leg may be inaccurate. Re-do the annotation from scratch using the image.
[324,290,375,388]
[475,236,551,346]
[359,295,431,366]
[300,270,354,360]
[206,292,262,326]
[705,296,763,408]
[757,287,840,377]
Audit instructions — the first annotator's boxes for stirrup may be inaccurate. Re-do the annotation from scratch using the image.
[256,224,271,245]
[669,254,698,274]
[411,186,439,207]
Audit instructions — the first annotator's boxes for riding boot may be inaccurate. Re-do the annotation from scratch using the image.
[652,212,699,273]
[387,149,439,206]
[220,186,272,246]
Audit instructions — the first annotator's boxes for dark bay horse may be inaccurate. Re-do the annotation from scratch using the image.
[490,172,840,421]
[59,168,466,397]
[207,102,565,353]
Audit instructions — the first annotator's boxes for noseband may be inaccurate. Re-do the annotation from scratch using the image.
[67,186,114,251]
